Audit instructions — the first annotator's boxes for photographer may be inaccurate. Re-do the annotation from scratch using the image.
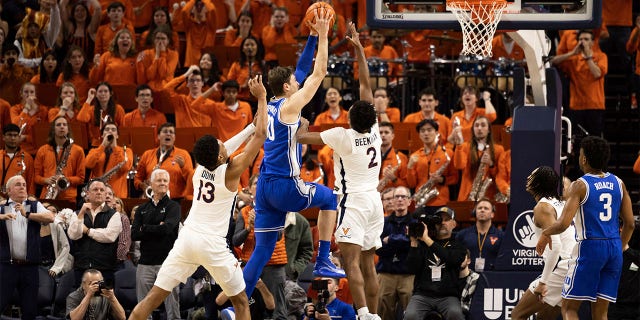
[303,278,356,320]
[405,207,467,320]
[66,269,125,320]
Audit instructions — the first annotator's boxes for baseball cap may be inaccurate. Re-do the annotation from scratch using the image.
[435,206,455,220]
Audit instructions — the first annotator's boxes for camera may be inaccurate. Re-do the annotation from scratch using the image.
[94,280,112,296]
[311,279,330,314]
[408,209,442,238]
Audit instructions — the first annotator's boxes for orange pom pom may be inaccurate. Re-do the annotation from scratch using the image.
[304,2,336,28]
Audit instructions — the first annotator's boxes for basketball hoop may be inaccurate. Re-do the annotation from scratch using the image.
[448,0,508,57]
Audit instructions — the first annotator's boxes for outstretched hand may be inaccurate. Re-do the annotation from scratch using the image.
[248,75,266,99]
[306,7,333,37]
[345,22,362,49]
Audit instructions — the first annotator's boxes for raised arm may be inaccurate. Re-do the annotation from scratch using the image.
[346,22,372,104]
[226,75,268,188]
[293,34,319,85]
[279,9,332,121]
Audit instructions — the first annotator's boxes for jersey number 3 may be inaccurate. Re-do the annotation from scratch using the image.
[197,179,215,203]
[598,193,612,221]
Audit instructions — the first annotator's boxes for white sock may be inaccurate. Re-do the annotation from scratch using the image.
[357,307,370,318]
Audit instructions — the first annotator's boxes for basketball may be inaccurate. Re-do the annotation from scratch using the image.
[304,2,336,28]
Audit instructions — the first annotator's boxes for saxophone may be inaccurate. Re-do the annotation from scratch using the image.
[413,148,450,207]
[377,153,401,192]
[97,145,129,183]
[495,189,510,203]
[468,143,493,202]
[45,138,73,199]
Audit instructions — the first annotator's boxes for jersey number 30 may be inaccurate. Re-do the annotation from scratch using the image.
[197,179,215,203]
[598,193,612,221]
[267,115,275,141]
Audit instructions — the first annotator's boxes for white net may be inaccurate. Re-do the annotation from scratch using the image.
[449,0,508,57]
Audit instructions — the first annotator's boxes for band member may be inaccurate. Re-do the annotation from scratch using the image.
[85,122,133,198]
[407,119,457,210]
[453,116,505,202]
[0,124,35,195]
[34,116,86,202]
[134,122,194,200]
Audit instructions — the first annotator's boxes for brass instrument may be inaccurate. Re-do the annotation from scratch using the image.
[413,147,450,207]
[145,148,168,199]
[377,154,401,192]
[81,146,129,198]
[468,143,493,202]
[45,138,73,199]
[16,152,26,177]
[495,190,510,203]
[97,145,129,183]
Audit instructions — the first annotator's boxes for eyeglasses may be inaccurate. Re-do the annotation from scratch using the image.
[394,195,409,199]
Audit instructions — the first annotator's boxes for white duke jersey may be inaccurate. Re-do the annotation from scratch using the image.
[260,97,301,178]
[184,164,236,237]
[535,197,577,260]
[320,123,381,194]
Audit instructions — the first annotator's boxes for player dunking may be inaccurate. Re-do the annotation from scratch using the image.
[512,166,576,320]
[536,136,635,320]
[241,8,344,298]
[129,76,268,320]
[297,22,382,320]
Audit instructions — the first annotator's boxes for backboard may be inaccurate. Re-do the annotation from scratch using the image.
[366,0,601,30]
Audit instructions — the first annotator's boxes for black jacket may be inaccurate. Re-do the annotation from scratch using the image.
[131,195,181,265]
[406,237,466,298]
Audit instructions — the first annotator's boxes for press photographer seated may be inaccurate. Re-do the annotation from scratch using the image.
[66,269,125,320]
[303,278,356,320]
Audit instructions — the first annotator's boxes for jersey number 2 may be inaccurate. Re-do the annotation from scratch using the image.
[197,179,215,203]
[598,193,612,221]
[367,147,378,169]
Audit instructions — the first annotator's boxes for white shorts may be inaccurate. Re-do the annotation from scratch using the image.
[155,227,245,297]
[334,192,384,251]
[527,261,569,307]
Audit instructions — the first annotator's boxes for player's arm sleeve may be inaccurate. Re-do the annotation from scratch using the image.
[293,35,318,84]
[540,234,562,284]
